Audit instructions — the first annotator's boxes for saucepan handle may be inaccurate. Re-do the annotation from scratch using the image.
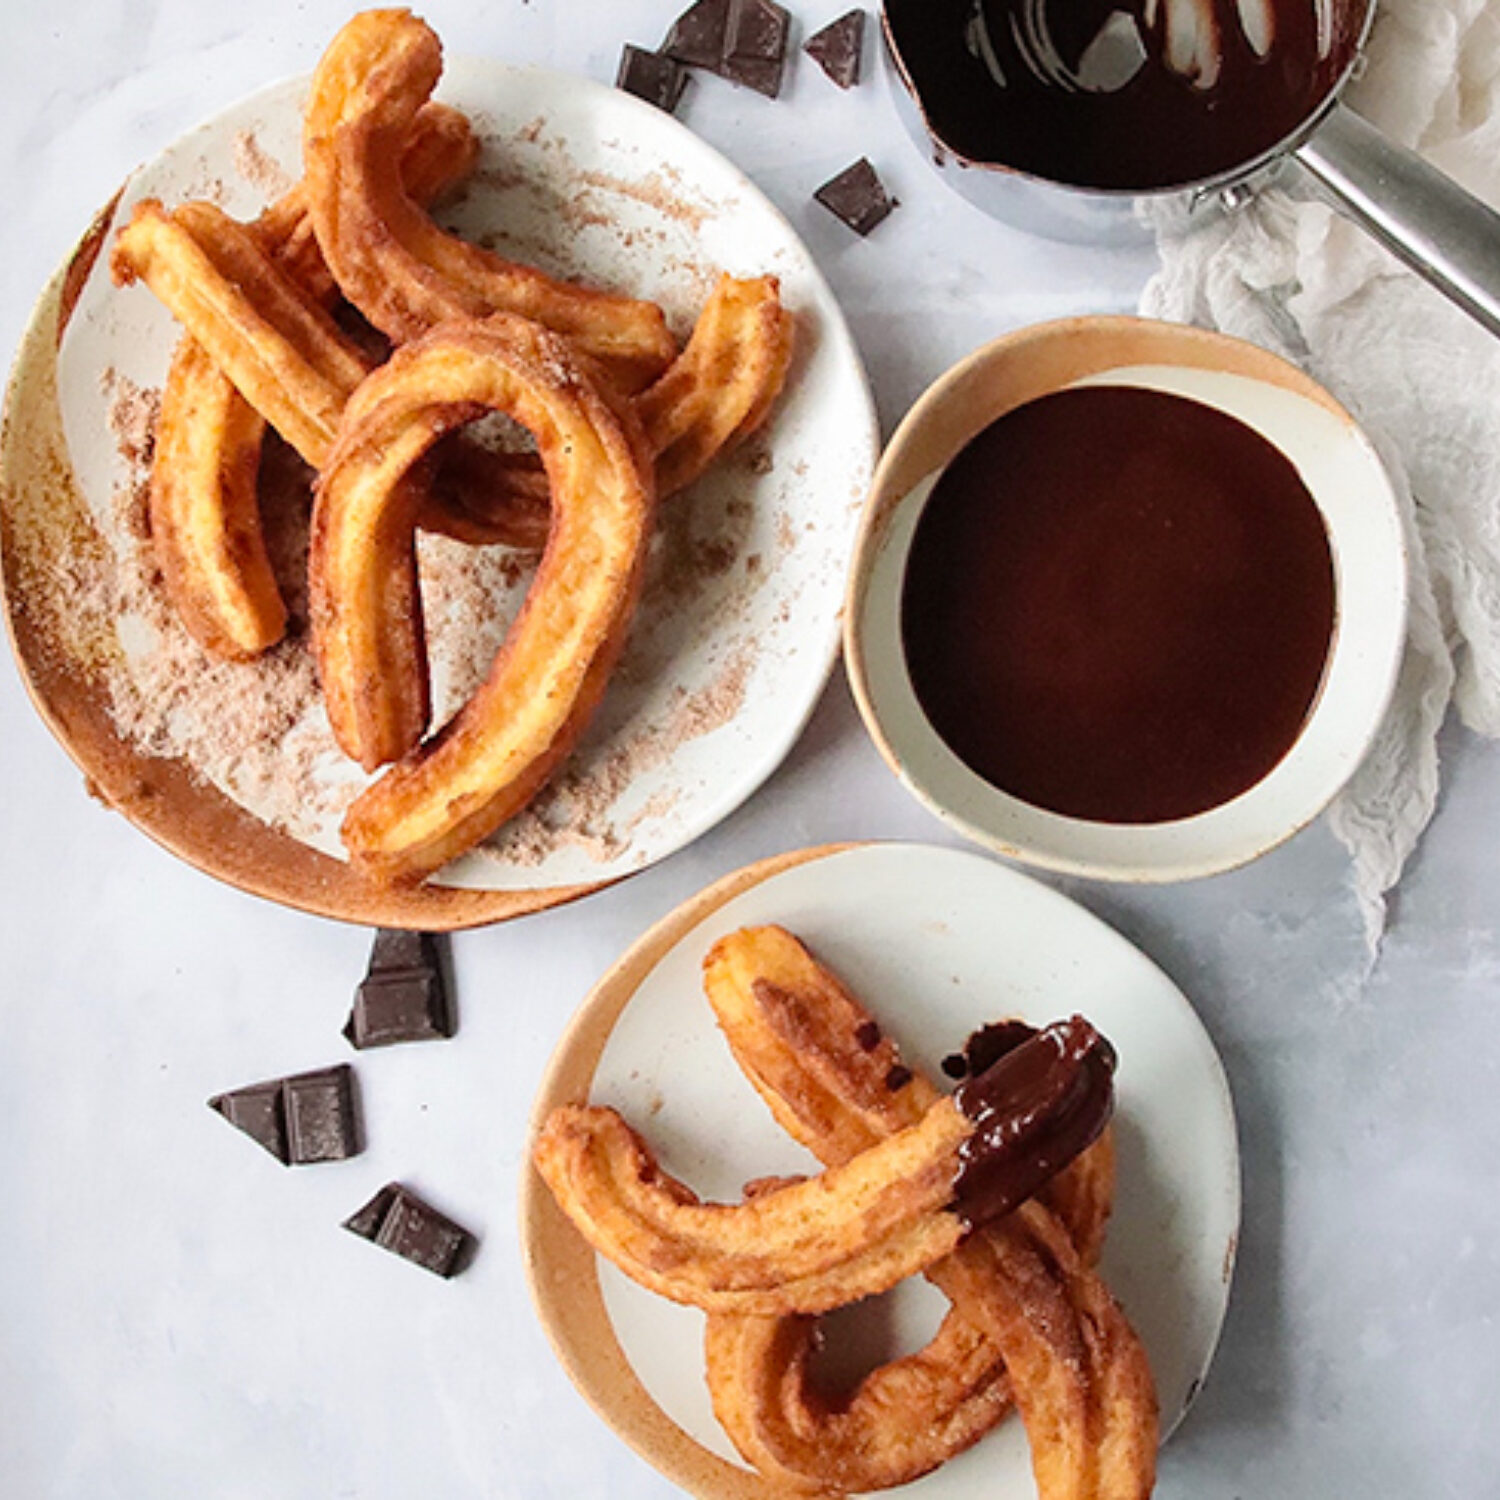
[1293,101,1500,339]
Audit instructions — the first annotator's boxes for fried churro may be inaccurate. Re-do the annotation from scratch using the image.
[142,103,478,658]
[314,314,654,863]
[697,926,1158,1499]
[533,1013,1116,1315]
[303,8,677,391]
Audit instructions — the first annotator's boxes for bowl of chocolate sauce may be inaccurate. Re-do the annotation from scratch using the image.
[844,317,1407,882]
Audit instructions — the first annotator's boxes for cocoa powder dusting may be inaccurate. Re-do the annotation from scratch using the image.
[231,129,295,201]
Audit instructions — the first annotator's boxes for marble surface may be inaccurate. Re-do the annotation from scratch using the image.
[1,3,1497,1497]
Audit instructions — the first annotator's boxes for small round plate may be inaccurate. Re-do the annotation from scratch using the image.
[0,59,876,928]
[522,842,1241,1498]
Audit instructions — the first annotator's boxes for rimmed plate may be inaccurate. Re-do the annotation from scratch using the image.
[0,58,876,928]
[521,842,1241,1498]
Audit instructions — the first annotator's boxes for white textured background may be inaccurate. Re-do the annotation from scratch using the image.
[1,3,1497,1497]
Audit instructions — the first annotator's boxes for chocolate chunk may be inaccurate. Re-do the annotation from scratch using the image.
[209,1065,360,1166]
[616,44,691,113]
[344,1184,476,1278]
[855,1020,882,1052]
[805,8,865,89]
[662,0,730,68]
[343,928,454,1049]
[663,0,790,98]
[885,1064,914,1092]
[722,0,790,97]
[814,158,897,236]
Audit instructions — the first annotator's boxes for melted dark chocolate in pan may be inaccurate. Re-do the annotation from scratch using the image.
[884,0,1368,190]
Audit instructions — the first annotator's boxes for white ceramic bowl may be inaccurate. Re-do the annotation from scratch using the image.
[845,317,1408,883]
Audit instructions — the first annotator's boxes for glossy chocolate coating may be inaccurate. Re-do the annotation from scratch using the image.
[951,1016,1115,1231]
[884,0,1367,190]
[901,385,1336,825]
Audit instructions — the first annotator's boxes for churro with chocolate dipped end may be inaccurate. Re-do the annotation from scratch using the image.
[317,314,654,862]
[698,926,1156,1499]
[533,1016,1115,1316]
[302,9,677,391]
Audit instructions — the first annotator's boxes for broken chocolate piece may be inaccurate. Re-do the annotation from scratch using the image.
[344,1183,476,1278]
[343,928,454,1049]
[208,1065,360,1166]
[616,43,691,113]
[662,0,790,98]
[814,157,897,236]
[662,0,730,68]
[722,0,790,97]
[805,8,865,89]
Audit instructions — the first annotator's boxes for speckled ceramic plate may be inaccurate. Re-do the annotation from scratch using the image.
[0,59,875,928]
[522,842,1242,1498]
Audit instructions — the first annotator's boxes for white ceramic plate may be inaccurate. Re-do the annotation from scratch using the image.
[523,842,1241,1498]
[22,58,874,912]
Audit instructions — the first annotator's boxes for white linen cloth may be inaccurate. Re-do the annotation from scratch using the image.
[1142,0,1500,950]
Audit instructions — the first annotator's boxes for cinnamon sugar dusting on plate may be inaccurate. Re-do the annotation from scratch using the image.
[492,638,756,867]
[81,371,773,869]
[231,129,295,201]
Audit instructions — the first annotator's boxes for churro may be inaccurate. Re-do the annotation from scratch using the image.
[314,314,654,864]
[302,8,677,391]
[697,926,1158,1499]
[144,102,478,658]
[532,1013,1116,1315]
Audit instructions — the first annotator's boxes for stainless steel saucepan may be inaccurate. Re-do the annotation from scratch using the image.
[883,0,1500,338]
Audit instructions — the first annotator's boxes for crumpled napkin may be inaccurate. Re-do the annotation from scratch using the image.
[1142,0,1500,950]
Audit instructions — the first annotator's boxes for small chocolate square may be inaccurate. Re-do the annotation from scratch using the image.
[343,928,454,1049]
[814,157,897,236]
[283,1067,360,1164]
[344,1184,476,1278]
[805,8,865,89]
[616,44,691,113]
[662,0,730,69]
[208,1065,361,1166]
[723,0,790,97]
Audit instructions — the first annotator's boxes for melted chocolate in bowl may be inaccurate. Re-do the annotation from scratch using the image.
[884,0,1368,191]
[900,386,1337,825]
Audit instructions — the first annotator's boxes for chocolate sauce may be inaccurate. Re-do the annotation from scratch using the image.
[951,1016,1115,1231]
[884,0,1367,190]
[943,1019,1038,1081]
[900,386,1336,825]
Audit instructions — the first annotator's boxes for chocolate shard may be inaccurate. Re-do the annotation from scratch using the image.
[343,1183,477,1278]
[343,928,454,1049]
[208,1064,361,1166]
[616,43,691,113]
[805,8,865,89]
[813,157,898,236]
[208,1081,287,1164]
[663,0,790,98]
[662,0,730,68]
